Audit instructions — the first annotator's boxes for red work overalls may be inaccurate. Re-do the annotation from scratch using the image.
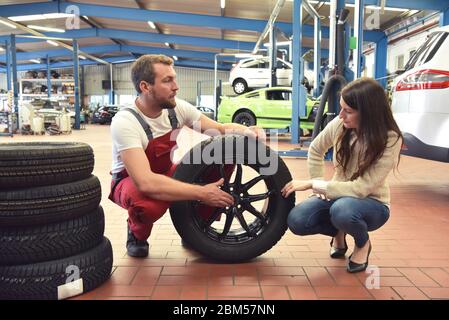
[109,108,180,240]
[109,108,231,241]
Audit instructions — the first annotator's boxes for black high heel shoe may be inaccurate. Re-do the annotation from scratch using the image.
[329,234,348,258]
[347,241,372,273]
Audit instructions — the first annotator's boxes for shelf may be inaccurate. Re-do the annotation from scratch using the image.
[20,94,74,98]
[21,78,74,82]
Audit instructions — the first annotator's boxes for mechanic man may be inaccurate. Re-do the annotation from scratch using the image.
[109,54,265,257]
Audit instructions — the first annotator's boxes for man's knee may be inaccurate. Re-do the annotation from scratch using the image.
[129,201,169,224]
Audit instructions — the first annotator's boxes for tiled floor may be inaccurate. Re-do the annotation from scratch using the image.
[6,124,449,300]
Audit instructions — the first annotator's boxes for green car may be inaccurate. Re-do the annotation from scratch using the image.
[217,87,323,132]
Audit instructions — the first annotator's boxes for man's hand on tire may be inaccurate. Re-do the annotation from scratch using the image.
[200,178,235,208]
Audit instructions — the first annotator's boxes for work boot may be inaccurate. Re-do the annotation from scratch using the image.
[126,225,149,258]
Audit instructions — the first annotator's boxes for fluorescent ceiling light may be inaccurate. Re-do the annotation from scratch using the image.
[221,0,226,9]
[173,56,178,61]
[9,13,74,22]
[0,20,17,29]
[29,59,41,64]
[46,40,59,46]
[164,42,170,47]
[79,55,86,60]
[0,47,4,52]
[27,25,66,33]
[147,21,156,29]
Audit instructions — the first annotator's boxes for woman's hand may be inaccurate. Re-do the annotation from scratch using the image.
[281,180,313,198]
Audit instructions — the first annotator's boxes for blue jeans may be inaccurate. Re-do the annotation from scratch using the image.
[287,196,390,247]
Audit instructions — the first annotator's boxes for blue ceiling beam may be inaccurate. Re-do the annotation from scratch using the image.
[0,2,386,40]
[0,26,381,51]
[0,44,120,62]
[1,1,447,20]
[0,28,97,44]
[0,55,230,73]
[122,45,217,61]
[0,2,289,35]
[98,29,254,51]
[0,42,331,65]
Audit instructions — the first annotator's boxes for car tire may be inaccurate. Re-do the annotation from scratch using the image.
[0,142,94,189]
[0,206,105,266]
[233,79,248,94]
[170,135,295,262]
[233,111,256,127]
[0,175,102,226]
[0,237,113,300]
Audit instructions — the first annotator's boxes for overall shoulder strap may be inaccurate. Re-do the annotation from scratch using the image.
[122,108,153,140]
[167,108,178,129]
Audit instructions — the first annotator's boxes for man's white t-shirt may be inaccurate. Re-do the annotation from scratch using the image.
[110,98,201,174]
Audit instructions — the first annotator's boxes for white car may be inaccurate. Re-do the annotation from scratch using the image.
[391,25,449,162]
[229,57,297,94]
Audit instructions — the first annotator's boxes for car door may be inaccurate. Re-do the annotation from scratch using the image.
[237,59,265,87]
[251,59,270,87]
[275,60,292,86]
[263,89,292,128]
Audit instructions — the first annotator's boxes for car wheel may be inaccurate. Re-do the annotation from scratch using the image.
[169,135,295,262]
[233,111,256,127]
[233,79,248,95]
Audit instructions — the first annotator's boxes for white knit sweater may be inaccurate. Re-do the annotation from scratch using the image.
[308,117,402,206]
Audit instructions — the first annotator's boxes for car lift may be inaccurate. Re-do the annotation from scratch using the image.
[280,0,357,159]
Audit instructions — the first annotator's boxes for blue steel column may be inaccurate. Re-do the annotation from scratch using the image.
[440,7,449,26]
[73,39,81,130]
[10,34,18,130]
[354,0,364,79]
[109,63,115,104]
[46,55,51,98]
[313,17,321,97]
[5,41,11,92]
[291,0,303,144]
[374,36,387,88]
[270,26,277,87]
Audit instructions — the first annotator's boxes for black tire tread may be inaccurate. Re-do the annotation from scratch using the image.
[0,206,105,266]
[0,142,94,189]
[0,175,101,226]
[0,237,113,300]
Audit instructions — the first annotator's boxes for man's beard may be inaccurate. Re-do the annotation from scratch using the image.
[158,97,177,109]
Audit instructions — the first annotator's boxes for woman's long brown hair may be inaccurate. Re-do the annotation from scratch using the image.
[337,77,403,180]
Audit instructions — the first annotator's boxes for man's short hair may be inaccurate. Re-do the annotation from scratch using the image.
[131,54,174,93]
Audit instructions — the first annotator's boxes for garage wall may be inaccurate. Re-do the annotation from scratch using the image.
[363,19,439,78]
[81,63,232,105]
[1,63,231,106]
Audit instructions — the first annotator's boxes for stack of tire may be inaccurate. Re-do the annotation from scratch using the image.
[0,142,113,300]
